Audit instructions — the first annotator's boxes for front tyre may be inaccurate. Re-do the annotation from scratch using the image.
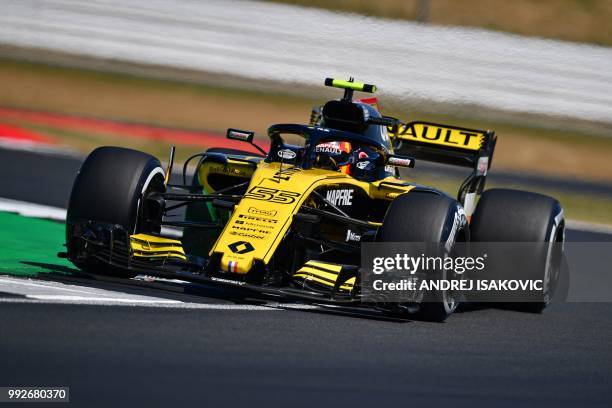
[378,192,468,322]
[66,146,165,276]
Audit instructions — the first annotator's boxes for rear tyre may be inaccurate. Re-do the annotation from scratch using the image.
[378,192,468,322]
[66,146,165,276]
[470,188,565,313]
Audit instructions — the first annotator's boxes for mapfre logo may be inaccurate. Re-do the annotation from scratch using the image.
[326,189,353,206]
[248,207,277,217]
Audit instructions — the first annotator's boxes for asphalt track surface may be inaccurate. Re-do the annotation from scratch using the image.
[1,147,611,407]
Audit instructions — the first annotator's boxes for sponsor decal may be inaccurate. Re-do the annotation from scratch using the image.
[277,149,296,160]
[476,156,489,176]
[231,219,271,238]
[387,156,412,167]
[228,260,239,273]
[227,129,254,141]
[401,123,485,151]
[326,189,353,206]
[238,214,278,223]
[229,231,266,240]
[356,161,372,170]
[209,165,248,176]
[445,206,467,253]
[271,167,300,181]
[231,225,270,235]
[240,222,274,230]
[228,241,255,254]
[248,207,277,217]
[211,276,246,286]
[346,229,361,242]
[315,143,343,155]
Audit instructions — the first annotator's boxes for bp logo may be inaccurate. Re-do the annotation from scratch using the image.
[228,241,255,254]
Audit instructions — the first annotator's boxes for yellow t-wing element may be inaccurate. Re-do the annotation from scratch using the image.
[130,234,187,261]
[396,122,486,151]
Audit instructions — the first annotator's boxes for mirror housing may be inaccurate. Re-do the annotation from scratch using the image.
[386,154,415,168]
[227,128,255,143]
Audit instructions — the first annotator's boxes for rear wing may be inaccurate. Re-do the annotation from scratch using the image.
[391,121,497,221]
[391,121,496,173]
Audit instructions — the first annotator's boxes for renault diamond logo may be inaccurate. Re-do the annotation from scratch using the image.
[228,241,255,254]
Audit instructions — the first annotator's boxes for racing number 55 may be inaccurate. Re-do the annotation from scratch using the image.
[245,187,301,204]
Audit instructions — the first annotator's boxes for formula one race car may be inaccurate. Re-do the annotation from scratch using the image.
[64,78,565,321]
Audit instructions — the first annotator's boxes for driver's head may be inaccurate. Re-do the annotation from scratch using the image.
[314,141,353,174]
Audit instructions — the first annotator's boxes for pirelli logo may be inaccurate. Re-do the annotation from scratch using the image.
[398,122,486,151]
[238,214,277,223]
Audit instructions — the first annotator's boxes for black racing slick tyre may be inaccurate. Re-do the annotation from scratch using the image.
[66,146,165,275]
[470,188,565,313]
[378,192,468,322]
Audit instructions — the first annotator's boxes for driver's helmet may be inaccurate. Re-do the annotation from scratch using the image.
[314,141,353,174]
[350,146,382,181]
[313,141,381,180]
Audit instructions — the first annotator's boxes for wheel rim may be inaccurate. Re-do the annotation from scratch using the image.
[441,269,460,314]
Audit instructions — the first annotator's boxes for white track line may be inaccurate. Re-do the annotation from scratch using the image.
[0,277,299,310]
[0,197,66,221]
[27,295,181,303]
[0,277,104,295]
[0,297,279,309]
[0,197,182,237]
[0,276,243,306]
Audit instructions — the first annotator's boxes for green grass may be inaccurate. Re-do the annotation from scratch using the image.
[0,212,76,277]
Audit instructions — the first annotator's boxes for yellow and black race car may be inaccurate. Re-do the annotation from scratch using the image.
[63,78,565,321]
